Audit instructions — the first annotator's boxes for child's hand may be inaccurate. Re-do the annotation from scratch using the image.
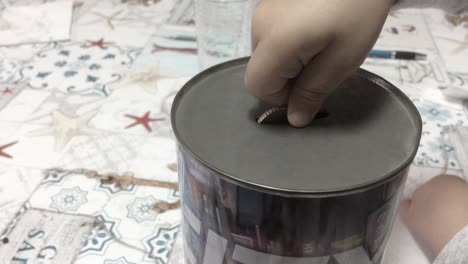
[400,175,468,257]
[245,0,394,127]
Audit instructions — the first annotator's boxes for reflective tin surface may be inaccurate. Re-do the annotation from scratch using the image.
[171,58,422,263]
[178,152,406,263]
[172,58,422,196]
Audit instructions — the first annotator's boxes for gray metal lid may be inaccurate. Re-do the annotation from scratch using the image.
[172,58,422,195]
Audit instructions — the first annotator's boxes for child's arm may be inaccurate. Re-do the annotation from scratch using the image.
[399,175,468,262]
[245,0,468,127]
[245,0,394,127]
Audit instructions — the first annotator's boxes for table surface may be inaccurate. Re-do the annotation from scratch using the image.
[0,1,467,264]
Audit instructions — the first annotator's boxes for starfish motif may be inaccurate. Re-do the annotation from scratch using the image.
[1,87,12,95]
[26,92,103,123]
[152,44,197,55]
[0,141,18,159]
[117,61,173,94]
[88,10,123,30]
[125,111,164,132]
[86,38,110,49]
[28,110,100,151]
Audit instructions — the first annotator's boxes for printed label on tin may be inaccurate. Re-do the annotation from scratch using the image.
[178,151,404,264]
[183,207,375,263]
[366,192,399,260]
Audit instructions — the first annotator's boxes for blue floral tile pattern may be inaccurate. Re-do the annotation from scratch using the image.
[144,224,180,264]
[96,180,136,195]
[127,196,160,223]
[80,213,121,256]
[19,41,134,96]
[41,169,73,185]
[50,186,88,212]
[411,98,465,170]
[0,5,467,264]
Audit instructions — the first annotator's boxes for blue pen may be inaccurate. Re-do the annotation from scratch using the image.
[368,49,427,60]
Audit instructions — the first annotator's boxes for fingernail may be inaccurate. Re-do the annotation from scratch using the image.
[288,111,314,128]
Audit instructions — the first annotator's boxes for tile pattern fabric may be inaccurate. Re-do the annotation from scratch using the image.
[0,1,467,264]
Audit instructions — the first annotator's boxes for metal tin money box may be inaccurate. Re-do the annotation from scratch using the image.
[171,58,422,264]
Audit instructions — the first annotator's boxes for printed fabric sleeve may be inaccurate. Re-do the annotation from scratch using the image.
[433,225,468,264]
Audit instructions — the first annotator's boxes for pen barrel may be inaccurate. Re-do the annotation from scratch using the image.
[394,51,418,60]
[368,50,394,59]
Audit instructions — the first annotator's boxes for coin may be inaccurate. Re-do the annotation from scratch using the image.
[257,105,288,124]
[257,105,329,125]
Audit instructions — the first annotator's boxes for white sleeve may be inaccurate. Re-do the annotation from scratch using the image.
[433,225,468,264]
[392,0,468,13]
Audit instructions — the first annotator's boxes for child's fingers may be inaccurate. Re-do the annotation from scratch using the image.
[286,45,349,127]
[245,31,327,107]
[250,0,271,51]
[286,36,369,127]
[245,39,295,106]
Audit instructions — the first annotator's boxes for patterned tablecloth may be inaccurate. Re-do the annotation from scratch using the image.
[0,1,466,264]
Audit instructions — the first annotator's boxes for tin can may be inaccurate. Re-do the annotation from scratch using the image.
[171,58,422,264]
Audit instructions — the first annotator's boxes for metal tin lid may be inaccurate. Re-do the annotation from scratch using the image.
[172,58,422,195]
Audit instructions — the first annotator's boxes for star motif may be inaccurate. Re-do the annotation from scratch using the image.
[80,213,120,256]
[0,141,18,159]
[26,92,102,123]
[127,196,160,223]
[144,224,180,263]
[86,38,109,49]
[1,87,12,95]
[90,10,123,30]
[124,111,164,132]
[28,110,100,151]
[117,61,173,94]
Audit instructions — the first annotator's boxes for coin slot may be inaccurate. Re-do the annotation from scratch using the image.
[254,106,329,125]
[314,111,329,120]
[255,111,330,123]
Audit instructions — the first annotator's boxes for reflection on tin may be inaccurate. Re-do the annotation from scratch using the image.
[179,151,406,263]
